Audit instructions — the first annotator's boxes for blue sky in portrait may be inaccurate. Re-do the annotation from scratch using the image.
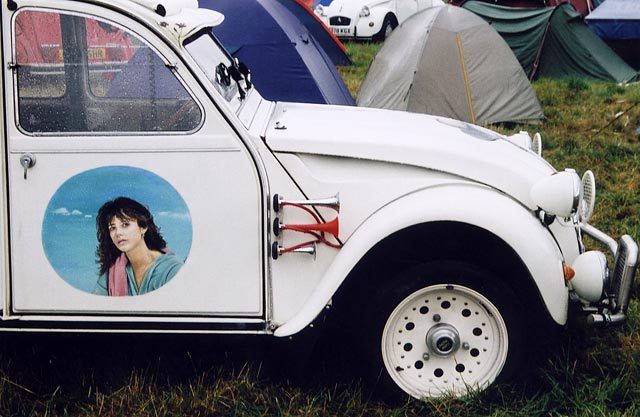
[42,166,192,293]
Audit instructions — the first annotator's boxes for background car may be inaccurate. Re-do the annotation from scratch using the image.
[315,0,443,41]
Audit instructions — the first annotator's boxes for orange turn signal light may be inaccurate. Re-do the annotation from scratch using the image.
[563,263,576,282]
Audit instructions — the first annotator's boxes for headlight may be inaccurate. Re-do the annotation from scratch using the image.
[504,131,543,156]
[570,251,607,302]
[530,170,581,218]
[505,131,533,150]
[579,170,596,223]
[359,6,370,17]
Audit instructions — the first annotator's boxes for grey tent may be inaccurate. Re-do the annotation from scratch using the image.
[357,5,543,125]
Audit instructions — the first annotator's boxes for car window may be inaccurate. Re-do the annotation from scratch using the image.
[13,9,202,133]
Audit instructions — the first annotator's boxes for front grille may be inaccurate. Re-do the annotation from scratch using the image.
[610,235,638,314]
[330,16,351,26]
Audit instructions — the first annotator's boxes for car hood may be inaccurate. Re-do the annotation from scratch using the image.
[263,102,556,209]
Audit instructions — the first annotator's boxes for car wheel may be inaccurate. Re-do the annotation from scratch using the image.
[374,15,396,42]
[361,261,526,401]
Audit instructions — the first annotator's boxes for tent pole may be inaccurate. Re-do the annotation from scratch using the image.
[530,19,551,81]
[456,33,475,124]
[593,101,640,137]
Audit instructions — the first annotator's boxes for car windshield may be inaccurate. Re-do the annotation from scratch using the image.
[184,30,250,110]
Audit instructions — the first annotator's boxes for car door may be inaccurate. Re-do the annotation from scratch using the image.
[3,4,265,321]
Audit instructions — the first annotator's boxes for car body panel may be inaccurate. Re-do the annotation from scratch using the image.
[264,102,555,208]
[274,182,569,336]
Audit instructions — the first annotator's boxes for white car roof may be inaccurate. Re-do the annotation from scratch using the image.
[94,0,224,43]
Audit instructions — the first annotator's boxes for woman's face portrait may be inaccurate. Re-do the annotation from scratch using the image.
[108,215,147,253]
[41,166,192,294]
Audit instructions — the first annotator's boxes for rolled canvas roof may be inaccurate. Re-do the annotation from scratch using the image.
[357,5,543,125]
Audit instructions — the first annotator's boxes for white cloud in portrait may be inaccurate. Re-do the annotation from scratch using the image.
[158,211,191,221]
[53,207,71,216]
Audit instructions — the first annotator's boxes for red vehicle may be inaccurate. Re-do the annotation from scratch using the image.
[15,10,135,78]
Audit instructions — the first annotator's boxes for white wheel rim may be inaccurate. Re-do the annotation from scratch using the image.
[381,284,509,399]
[384,23,393,37]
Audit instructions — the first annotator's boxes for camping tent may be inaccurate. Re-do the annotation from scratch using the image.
[586,0,640,38]
[357,5,543,125]
[461,1,639,83]
[200,0,355,105]
[275,0,351,66]
[450,0,602,16]
[586,0,640,69]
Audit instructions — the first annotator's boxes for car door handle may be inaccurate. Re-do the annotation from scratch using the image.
[20,153,36,180]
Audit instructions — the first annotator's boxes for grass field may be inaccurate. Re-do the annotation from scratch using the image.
[1,43,639,416]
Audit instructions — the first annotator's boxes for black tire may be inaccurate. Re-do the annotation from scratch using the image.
[356,261,527,402]
[373,15,396,42]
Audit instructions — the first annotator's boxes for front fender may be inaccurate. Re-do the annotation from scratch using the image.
[355,8,393,37]
[274,183,568,337]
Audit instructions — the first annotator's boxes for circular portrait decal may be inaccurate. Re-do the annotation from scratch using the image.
[42,166,192,296]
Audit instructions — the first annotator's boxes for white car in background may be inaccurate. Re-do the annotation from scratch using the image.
[315,0,443,41]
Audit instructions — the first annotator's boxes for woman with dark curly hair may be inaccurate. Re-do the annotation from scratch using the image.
[93,197,183,296]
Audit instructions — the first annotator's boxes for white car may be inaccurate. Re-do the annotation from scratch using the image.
[1,0,637,401]
[315,0,443,41]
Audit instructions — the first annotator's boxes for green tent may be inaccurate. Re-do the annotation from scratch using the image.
[461,1,640,83]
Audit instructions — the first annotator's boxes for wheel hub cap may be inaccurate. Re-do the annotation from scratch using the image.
[427,324,460,357]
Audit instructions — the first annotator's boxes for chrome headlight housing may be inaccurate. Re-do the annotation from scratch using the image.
[530,169,582,218]
[532,132,542,156]
[579,170,596,223]
[359,5,370,17]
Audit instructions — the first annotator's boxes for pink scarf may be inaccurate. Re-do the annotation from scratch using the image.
[107,249,173,296]
[108,253,129,296]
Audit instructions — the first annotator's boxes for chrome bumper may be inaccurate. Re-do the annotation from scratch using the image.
[581,224,639,325]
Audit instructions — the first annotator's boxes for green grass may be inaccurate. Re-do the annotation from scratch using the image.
[337,42,382,97]
[1,43,639,416]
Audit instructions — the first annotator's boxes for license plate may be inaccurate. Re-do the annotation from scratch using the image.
[88,47,107,60]
[331,27,352,36]
[56,47,109,64]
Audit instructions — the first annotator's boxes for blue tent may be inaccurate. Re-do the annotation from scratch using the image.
[275,0,351,66]
[586,0,640,39]
[586,0,640,69]
[200,0,355,105]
